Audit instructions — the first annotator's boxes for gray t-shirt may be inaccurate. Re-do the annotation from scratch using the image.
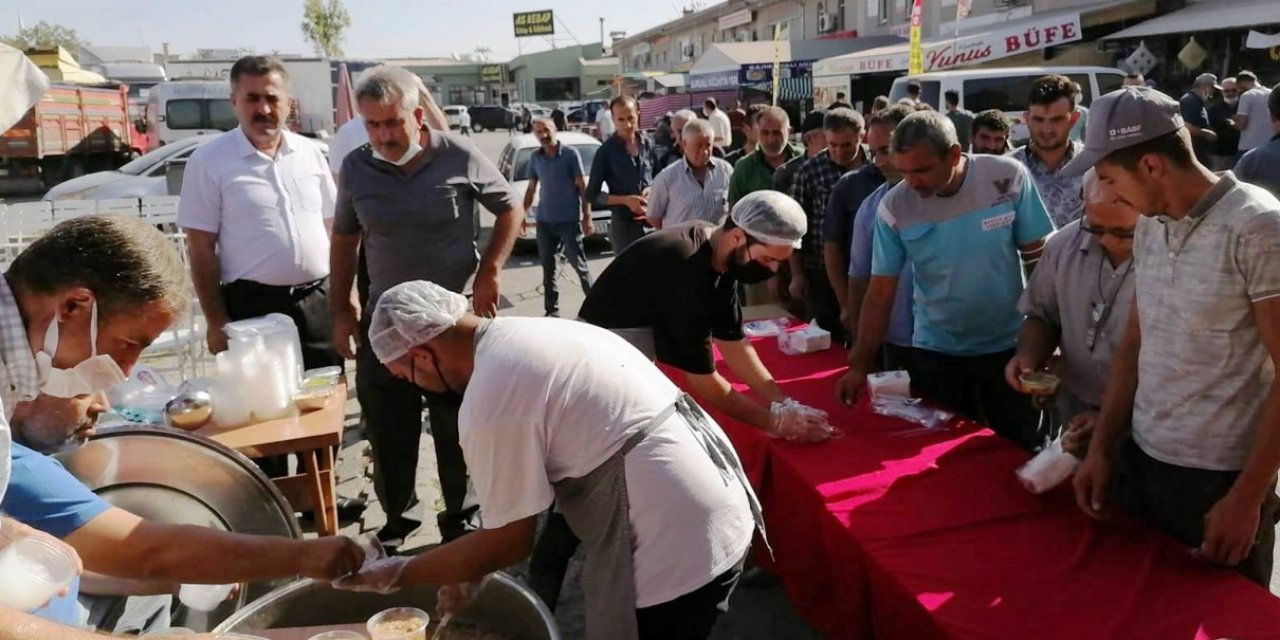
[1018,219,1134,422]
[1132,174,1280,470]
[335,129,521,303]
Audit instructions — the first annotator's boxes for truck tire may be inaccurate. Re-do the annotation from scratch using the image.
[471,122,483,133]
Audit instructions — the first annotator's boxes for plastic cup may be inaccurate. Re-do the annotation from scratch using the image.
[366,607,430,640]
[0,536,79,611]
[1019,371,1061,395]
[308,632,367,640]
[178,583,235,612]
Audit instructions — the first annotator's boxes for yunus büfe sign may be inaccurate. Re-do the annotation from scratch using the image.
[514,10,555,38]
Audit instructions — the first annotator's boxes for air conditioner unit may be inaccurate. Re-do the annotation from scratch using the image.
[818,14,831,32]
[683,44,696,58]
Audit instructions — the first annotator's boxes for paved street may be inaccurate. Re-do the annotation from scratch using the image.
[328,130,821,639]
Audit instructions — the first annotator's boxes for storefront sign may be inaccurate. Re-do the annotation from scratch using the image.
[719,9,755,31]
[814,12,1081,76]
[741,60,813,84]
[513,10,555,38]
[480,65,505,83]
[688,69,740,90]
[908,0,924,75]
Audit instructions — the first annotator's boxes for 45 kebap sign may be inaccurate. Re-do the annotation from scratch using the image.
[514,10,555,38]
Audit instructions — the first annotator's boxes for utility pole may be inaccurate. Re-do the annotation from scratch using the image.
[599,18,605,54]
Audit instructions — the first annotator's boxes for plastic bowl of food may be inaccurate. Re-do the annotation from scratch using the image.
[1019,371,1061,395]
[367,607,430,640]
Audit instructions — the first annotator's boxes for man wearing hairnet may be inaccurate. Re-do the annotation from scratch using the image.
[341,281,764,640]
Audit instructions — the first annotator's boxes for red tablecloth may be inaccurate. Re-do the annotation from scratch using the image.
[669,336,1280,640]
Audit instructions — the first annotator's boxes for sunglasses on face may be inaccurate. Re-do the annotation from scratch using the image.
[1080,221,1136,239]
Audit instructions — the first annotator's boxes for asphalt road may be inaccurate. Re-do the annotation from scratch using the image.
[466,130,618,320]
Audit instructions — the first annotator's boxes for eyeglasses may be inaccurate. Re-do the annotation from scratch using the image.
[1080,221,1135,239]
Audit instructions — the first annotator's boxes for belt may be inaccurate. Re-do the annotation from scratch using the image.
[224,278,325,299]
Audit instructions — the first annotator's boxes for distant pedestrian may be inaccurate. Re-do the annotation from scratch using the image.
[647,119,733,229]
[1234,71,1274,163]
[586,95,657,253]
[1069,82,1089,142]
[1208,77,1241,170]
[828,91,853,111]
[523,118,593,317]
[1234,83,1280,197]
[704,98,732,149]
[551,105,568,132]
[870,95,890,116]
[943,89,974,151]
[1179,73,1219,165]
[725,104,767,165]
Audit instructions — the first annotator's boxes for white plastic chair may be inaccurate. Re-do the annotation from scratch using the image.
[139,196,181,232]
[95,198,143,216]
[50,200,97,223]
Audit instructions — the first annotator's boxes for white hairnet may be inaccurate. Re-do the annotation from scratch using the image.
[370,281,469,364]
[730,190,807,248]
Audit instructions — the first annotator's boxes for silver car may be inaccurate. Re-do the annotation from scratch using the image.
[42,136,212,201]
[497,132,610,242]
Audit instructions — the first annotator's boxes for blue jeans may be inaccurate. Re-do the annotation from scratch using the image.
[537,220,593,315]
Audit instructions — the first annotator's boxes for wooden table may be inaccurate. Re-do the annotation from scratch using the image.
[195,385,348,536]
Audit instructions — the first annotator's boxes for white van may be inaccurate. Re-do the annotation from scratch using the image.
[144,81,236,151]
[888,66,1127,144]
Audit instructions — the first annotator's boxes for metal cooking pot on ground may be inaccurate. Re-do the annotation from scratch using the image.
[214,573,559,640]
[56,424,303,631]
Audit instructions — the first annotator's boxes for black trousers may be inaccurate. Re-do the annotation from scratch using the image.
[356,314,479,542]
[907,347,1041,451]
[1113,438,1280,587]
[803,267,846,345]
[222,278,343,478]
[636,552,747,640]
[220,278,344,372]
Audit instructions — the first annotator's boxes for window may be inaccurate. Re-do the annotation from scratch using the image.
[534,77,580,102]
[836,0,846,30]
[1095,73,1125,100]
[512,144,601,181]
[879,0,889,24]
[165,100,205,130]
[165,99,236,131]
[963,75,1043,113]
[145,145,199,177]
[118,138,196,175]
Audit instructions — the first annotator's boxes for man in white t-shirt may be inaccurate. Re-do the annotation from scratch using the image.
[1233,71,1273,161]
[342,280,760,640]
[595,101,615,140]
[703,97,732,149]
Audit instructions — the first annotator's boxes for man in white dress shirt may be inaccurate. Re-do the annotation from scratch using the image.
[178,55,342,373]
[704,98,732,149]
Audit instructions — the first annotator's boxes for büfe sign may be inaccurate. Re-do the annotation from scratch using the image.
[813,12,1081,76]
[514,10,555,37]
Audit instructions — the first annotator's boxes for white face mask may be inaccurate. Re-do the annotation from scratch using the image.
[372,129,423,167]
[35,302,128,398]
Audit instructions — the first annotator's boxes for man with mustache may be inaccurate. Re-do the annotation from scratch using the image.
[1011,75,1085,228]
[970,109,1012,155]
[179,55,342,373]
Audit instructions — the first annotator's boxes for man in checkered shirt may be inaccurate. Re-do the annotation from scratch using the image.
[788,108,868,344]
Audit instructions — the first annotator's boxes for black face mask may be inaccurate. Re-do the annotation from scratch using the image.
[728,244,775,284]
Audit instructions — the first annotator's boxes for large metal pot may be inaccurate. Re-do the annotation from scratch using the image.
[213,573,559,640]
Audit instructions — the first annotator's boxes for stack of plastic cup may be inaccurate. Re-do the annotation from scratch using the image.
[0,536,79,611]
[177,582,235,612]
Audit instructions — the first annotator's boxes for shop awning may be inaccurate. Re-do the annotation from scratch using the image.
[653,73,685,88]
[1103,0,1279,40]
[748,76,813,101]
[815,5,1092,76]
[691,37,904,78]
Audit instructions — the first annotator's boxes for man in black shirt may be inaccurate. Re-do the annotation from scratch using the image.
[586,95,658,253]
[579,190,830,434]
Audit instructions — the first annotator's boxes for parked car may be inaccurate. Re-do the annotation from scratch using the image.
[468,105,515,132]
[497,132,610,243]
[888,66,1126,144]
[443,105,471,134]
[42,134,328,201]
[42,135,212,201]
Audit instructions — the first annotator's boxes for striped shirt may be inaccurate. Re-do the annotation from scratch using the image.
[0,275,38,419]
[648,157,734,227]
[791,149,865,270]
[1131,174,1280,470]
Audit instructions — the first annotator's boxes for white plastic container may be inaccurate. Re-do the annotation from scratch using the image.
[178,583,235,612]
[225,314,304,391]
[211,351,254,428]
[0,536,79,611]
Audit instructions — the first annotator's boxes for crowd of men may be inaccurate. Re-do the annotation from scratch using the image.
[3,51,1280,640]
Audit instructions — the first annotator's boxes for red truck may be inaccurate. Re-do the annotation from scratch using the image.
[0,83,144,194]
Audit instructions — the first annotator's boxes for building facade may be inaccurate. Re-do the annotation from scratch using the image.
[507,43,619,105]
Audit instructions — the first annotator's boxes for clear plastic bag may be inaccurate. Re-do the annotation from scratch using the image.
[871,396,956,435]
[107,365,176,425]
[1016,437,1079,494]
[743,317,792,338]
